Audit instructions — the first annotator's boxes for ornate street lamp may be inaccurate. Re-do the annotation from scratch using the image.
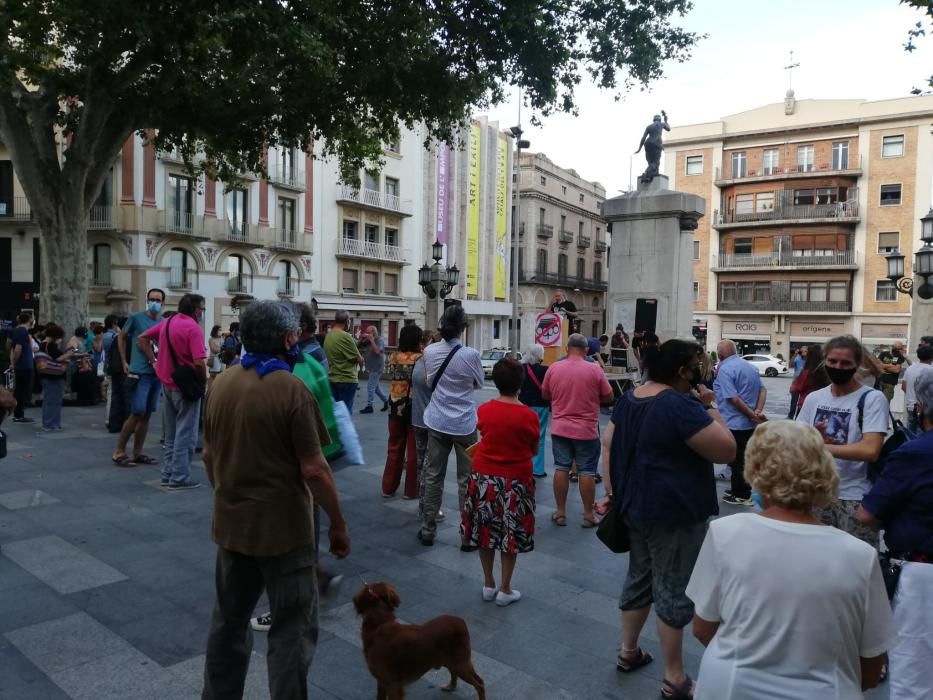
[419,240,459,300]
[886,208,933,300]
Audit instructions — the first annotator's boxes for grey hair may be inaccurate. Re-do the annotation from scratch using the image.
[239,300,299,355]
[916,372,933,422]
[523,343,544,364]
[335,309,350,325]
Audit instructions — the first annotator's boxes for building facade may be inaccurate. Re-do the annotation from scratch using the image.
[513,152,607,349]
[666,93,933,354]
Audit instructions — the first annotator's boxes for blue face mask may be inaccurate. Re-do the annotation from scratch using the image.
[147,301,162,314]
[284,342,302,368]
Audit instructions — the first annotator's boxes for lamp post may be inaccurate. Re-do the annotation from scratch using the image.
[419,240,460,331]
[508,124,530,358]
[885,207,933,346]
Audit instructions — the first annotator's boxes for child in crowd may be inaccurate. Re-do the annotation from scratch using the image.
[461,358,540,607]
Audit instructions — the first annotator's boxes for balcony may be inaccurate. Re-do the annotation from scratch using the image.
[714,192,859,230]
[336,237,410,264]
[558,229,574,244]
[0,197,32,221]
[277,279,298,298]
[714,155,862,185]
[718,280,850,313]
[268,229,311,254]
[227,274,252,294]
[719,299,850,313]
[518,270,607,291]
[577,234,591,249]
[222,222,260,247]
[91,271,111,288]
[168,271,196,290]
[714,250,857,271]
[536,224,554,239]
[594,239,607,254]
[158,210,208,239]
[88,205,114,230]
[337,185,413,216]
[269,167,305,191]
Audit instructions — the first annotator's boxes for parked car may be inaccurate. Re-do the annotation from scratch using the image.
[480,349,522,377]
[742,353,788,377]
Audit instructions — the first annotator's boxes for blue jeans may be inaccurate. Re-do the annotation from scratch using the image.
[551,435,601,475]
[366,371,388,407]
[161,389,201,484]
[530,407,550,476]
[41,378,64,429]
[330,382,357,414]
[907,409,922,438]
[127,372,162,415]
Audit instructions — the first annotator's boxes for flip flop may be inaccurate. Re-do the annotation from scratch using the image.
[133,454,158,465]
[582,517,600,528]
[112,455,137,468]
[616,648,654,672]
[661,674,694,700]
[551,513,567,526]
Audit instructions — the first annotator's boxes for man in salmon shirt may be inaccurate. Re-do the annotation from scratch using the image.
[138,293,208,490]
[542,333,614,527]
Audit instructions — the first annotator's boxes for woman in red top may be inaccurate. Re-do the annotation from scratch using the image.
[461,358,540,607]
[789,344,828,417]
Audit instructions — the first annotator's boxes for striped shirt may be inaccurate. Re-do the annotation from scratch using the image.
[423,338,484,436]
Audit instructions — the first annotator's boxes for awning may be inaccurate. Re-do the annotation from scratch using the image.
[315,297,409,314]
[723,333,771,342]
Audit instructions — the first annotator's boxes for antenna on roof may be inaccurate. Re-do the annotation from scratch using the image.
[784,50,800,92]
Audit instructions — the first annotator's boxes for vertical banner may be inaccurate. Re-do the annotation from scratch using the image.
[494,136,508,299]
[435,144,450,246]
[467,123,481,295]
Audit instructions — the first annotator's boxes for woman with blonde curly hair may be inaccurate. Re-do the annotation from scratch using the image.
[685,420,897,700]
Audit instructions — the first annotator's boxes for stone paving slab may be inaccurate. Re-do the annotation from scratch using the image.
[1,534,128,594]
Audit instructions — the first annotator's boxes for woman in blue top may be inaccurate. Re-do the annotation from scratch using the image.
[603,339,735,700]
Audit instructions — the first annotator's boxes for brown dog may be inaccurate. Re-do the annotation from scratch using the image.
[353,582,486,700]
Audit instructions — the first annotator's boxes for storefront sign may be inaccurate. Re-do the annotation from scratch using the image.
[721,320,770,336]
[790,321,846,339]
[860,324,908,340]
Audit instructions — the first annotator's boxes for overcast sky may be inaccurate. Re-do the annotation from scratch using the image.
[484,0,933,195]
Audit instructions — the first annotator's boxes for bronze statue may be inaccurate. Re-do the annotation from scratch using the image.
[635,111,670,184]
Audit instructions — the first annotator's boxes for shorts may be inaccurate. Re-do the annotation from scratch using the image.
[126,373,162,416]
[814,499,879,549]
[551,435,601,475]
[619,517,707,629]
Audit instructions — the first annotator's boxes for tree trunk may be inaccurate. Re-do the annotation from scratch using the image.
[35,202,89,335]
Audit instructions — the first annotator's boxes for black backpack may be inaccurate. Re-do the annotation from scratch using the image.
[106,333,125,377]
[856,389,910,482]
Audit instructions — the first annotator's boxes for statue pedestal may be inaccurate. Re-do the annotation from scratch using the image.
[603,175,705,343]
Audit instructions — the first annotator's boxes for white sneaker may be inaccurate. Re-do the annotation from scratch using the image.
[250,612,272,631]
[482,586,498,602]
[495,590,522,607]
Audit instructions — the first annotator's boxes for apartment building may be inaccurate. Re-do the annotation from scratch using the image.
[665,93,933,354]
[513,152,607,349]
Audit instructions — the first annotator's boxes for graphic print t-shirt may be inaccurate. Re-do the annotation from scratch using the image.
[796,385,889,500]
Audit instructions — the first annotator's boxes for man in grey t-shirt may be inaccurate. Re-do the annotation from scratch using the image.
[360,326,388,414]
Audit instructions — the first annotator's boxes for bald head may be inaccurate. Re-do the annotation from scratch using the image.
[567,333,588,356]
[717,339,737,359]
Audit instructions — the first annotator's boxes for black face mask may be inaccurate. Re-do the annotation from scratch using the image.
[825,365,857,385]
[687,365,702,388]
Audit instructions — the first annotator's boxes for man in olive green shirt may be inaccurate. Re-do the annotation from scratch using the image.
[324,309,362,412]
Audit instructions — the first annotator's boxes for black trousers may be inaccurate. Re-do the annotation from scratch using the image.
[13,369,32,418]
[729,429,755,500]
[203,545,319,700]
[107,373,128,432]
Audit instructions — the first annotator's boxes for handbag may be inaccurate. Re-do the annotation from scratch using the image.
[34,351,67,377]
[165,316,206,402]
[879,552,903,601]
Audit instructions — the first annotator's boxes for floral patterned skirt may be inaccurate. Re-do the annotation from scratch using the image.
[460,472,536,554]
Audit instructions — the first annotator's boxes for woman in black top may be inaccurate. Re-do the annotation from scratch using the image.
[519,344,549,478]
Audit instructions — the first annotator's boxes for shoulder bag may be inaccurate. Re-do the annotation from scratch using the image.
[856,389,909,482]
[597,400,640,554]
[165,316,206,402]
[430,345,461,393]
[34,351,67,377]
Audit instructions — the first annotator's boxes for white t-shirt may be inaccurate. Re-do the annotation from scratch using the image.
[796,385,889,500]
[686,514,897,700]
[902,362,933,410]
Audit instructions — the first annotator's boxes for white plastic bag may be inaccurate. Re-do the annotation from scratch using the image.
[331,400,364,466]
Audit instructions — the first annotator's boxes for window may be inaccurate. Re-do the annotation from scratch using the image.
[225,188,248,237]
[227,254,251,293]
[832,141,849,170]
[880,184,902,206]
[596,226,601,240]
[731,152,747,178]
[92,244,111,286]
[829,282,847,302]
[279,147,295,181]
[540,176,547,186]
[0,160,13,214]
[167,175,193,231]
[756,192,774,212]
[385,141,400,154]
[385,177,399,198]
[685,155,703,175]
[754,282,770,302]
[692,281,699,302]
[560,214,567,231]
[538,207,546,224]
[384,273,398,295]
[364,271,378,294]
[762,149,779,175]
[343,220,358,239]
[493,320,501,340]
[882,135,905,158]
[733,238,753,255]
[561,185,567,195]
[816,187,838,205]
[693,240,700,260]
[734,194,754,216]
[364,172,379,191]
[736,282,753,303]
[278,198,296,235]
[794,189,815,206]
[536,249,547,273]
[385,228,398,247]
[576,258,585,279]
[365,224,378,244]
[878,232,900,253]
[876,279,897,301]
[797,145,814,172]
[591,321,599,337]
[579,193,584,203]
[558,253,568,277]
[790,281,808,301]
[342,268,358,293]
[276,260,298,297]
[578,221,584,236]
[593,261,602,282]
[170,248,196,289]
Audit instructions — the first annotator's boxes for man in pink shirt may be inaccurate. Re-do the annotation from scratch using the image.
[542,333,614,527]
[138,293,208,490]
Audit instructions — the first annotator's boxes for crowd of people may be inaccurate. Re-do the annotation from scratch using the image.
[2,288,932,699]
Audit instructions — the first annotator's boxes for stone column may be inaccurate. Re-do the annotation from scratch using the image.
[912,296,933,348]
[603,175,704,342]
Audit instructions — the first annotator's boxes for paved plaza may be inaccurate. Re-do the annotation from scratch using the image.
[0,378,887,699]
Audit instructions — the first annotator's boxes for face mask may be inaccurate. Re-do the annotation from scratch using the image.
[283,342,302,368]
[824,365,857,385]
[195,310,204,324]
[686,365,702,388]
[147,301,162,314]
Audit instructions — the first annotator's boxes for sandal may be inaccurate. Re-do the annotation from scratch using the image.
[660,675,694,700]
[616,648,653,672]
[551,513,567,527]
[582,517,600,528]
[112,455,137,468]
[133,454,158,465]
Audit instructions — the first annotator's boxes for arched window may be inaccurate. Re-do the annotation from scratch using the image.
[593,261,602,284]
[592,296,601,310]
[227,254,252,293]
[276,260,298,297]
[92,244,111,286]
[170,248,198,290]
[536,249,547,275]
